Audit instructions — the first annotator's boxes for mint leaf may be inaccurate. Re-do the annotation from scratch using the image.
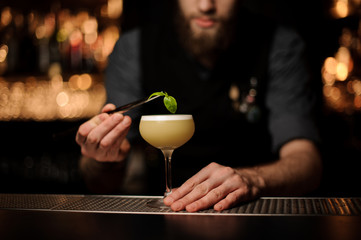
[148,91,177,113]
[164,95,177,113]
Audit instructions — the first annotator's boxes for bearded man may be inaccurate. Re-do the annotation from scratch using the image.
[76,0,322,212]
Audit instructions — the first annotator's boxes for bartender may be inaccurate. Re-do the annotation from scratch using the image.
[76,0,322,212]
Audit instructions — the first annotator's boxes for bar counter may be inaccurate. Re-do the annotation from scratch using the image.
[0,194,360,240]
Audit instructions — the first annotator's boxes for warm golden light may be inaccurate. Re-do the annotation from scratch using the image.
[35,25,46,39]
[82,18,98,35]
[78,74,92,90]
[103,26,120,53]
[1,7,12,26]
[322,69,336,85]
[336,47,351,66]
[84,32,98,45]
[57,91,69,107]
[333,0,349,18]
[0,75,105,121]
[352,80,361,95]
[336,62,348,81]
[107,0,123,19]
[51,74,64,90]
[331,86,341,101]
[0,45,8,63]
[69,29,83,47]
[0,4,120,121]
[324,57,338,75]
[68,74,80,90]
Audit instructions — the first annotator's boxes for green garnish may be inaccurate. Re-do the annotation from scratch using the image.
[148,91,177,113]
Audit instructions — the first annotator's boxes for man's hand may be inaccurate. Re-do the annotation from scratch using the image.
[163,162,265,212]
[75,104,132,162]
[163,139,322,213]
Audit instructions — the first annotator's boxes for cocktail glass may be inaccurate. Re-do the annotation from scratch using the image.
[139,114,195,208]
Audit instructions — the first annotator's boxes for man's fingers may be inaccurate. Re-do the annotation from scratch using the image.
[165,162,222,205]
[77,113,131,162]
[168,171,231,211]
[76,113,109,145]
[85,113,124,146]
[164,168,211,206]
[214,188,246,211]
[184,174,244,212]
[165,163,253,212]
[168,180,214,211]
[99,119,132,162]
[184,185,230,212]
[102,103,116,113]
[98,115,131,150]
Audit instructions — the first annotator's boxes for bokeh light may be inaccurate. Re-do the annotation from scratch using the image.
[0,0,121,121]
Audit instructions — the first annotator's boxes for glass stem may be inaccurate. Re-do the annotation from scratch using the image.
[161,149,174,197]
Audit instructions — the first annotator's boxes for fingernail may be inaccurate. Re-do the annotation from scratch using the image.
[122,116,131,126]
[186,204,196,212]
[214,204,223,211]
[98,113,109,122]
[112,113,123,122]
[172,202,182,211]
[164,196,174,205]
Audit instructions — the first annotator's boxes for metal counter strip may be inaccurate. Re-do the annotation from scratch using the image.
[0,194,360,216]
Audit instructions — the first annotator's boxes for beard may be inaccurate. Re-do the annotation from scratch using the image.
[174,5,238,66]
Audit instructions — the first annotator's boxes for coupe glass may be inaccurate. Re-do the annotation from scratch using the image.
[139,114,195,208]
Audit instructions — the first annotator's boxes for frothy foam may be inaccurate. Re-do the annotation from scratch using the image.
[141,115,193,121]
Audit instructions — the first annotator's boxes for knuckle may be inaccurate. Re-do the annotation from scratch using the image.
[182,180,197,190]
[220,166,235,176]
[77,124,88,136]
[210,189,223,199]
[114,122,126,131]
[86,135,98,144]
[208,162,220,170]
[195,183,209,195]
[176,199,188,208]
[99,140,111,149]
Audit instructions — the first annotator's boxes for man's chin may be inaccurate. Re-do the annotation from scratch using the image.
[190,25,219,41]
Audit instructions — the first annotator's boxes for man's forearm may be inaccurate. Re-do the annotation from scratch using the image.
[237,139,322,196]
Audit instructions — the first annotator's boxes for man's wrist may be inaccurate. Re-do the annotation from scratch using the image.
[235,167,266,196]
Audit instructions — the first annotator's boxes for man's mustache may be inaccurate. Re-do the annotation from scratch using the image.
[189,14,219,22]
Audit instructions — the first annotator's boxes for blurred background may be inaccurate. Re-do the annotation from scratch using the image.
[0,0,360,195]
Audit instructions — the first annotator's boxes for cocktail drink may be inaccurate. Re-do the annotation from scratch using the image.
[139,114,195,208]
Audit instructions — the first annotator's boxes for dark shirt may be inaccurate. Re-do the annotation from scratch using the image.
[105,19,320,190]
[106,26,320,148]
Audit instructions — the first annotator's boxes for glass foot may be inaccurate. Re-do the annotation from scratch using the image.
[146,198,169,209]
